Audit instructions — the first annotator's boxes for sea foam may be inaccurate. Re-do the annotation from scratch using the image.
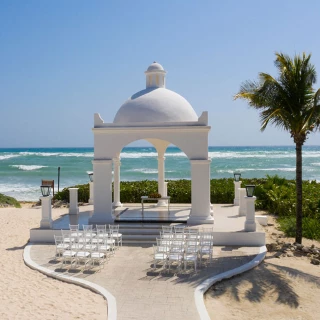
[0,154,20,160]
[11,165,48,171]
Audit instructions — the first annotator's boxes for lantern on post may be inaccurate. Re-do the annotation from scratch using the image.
[40,185,51,197]
[245,185,256,197]
[234,172,241,182]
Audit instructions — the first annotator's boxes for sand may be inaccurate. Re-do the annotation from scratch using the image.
[205,215,320,320]
[0,204,107,320]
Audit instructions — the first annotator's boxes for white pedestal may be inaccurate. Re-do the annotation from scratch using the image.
[244,196,256,232]
[69,188,79,215]
[238,188,247,216]
[40,196,53,229]
[233,181,241,205]
[89,181,94,205]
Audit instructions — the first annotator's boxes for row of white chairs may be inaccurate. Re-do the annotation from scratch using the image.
[153,225,214,271]
[54,224,122,270]
[69,224,122,247]
[54,234,111,270]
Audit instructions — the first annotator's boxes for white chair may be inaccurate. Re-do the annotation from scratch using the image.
[152,244,168,269]
[156,238,171,253]
[61,230,74,243]
[167,239,184,271]
[161,225,173,239]
[99,236,112,259]
[109,224,122,247]
[173,225,186,240]
[89,244,106,270]
[103,232,116,255]
[199,232,213,266]
[61,237,77,268]
[185,227,199,241]
[74,245,91,270]
[54,235,69,259]
[184,239,198,271]
[83,224,96,238]
[69,224,80,237]
[96,225,108,239]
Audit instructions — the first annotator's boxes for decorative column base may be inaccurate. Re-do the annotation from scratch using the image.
[157,200,167,207]
[244,196,256,232]
[40,196,53,229]
[188,213,214,225]
[113,201,123,208]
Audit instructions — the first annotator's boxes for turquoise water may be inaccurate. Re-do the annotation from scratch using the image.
[1,146,320,201]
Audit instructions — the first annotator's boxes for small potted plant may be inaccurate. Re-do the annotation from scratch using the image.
[148,192,162,198]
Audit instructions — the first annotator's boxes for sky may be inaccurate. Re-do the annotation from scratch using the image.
[1,0,320,148]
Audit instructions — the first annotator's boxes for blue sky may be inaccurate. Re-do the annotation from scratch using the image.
[1,0,320,148]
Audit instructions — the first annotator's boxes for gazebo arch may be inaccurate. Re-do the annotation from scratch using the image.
[90,62,213,225]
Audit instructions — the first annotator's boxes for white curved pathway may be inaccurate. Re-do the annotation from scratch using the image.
[25,243,266,320]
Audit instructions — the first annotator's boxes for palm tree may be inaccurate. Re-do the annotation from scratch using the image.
[234,52,320,244]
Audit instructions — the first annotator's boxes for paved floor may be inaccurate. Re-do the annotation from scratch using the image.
[30,243,261,320]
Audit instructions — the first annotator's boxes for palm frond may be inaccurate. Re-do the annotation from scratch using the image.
[235,52,320,137]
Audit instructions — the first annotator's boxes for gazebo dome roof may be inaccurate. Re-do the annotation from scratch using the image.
[146,62,165,72]
[113,63,198,124]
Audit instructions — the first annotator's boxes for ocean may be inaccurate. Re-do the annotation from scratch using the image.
[1,146,320,201]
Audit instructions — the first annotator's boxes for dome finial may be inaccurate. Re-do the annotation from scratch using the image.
[145,62,166,89]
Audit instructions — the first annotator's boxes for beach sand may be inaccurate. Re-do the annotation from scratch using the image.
[205,215,320,320]
[0,204,107,320]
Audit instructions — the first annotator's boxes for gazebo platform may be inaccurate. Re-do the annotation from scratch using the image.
[30,203,265,246]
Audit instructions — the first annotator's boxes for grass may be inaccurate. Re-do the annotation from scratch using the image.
[0,193,21,208]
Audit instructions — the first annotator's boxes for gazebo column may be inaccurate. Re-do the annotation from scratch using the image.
[157,153,167,206]
[188,159,213,225]
[113,157,122,207]
[89,159,114,224]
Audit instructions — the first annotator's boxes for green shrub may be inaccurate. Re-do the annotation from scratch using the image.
[278,216,320,240]
[0,193,21,208]
[52,176,320,240]
[53,183,90,203]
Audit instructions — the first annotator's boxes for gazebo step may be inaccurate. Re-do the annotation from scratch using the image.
[120,228,161,235]
[122,240,156,244]
[122,234,158,242]
[117,223,168,229]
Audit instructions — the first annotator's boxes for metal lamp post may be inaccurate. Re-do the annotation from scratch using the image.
[233,172,242,206]
[40,185,53,229]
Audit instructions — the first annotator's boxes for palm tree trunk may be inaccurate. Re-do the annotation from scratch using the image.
[295,142,303,244]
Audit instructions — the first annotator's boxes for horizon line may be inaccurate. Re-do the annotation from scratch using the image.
[1,144,320,149]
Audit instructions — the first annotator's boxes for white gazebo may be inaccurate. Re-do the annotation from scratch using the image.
[90,62,213,225]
